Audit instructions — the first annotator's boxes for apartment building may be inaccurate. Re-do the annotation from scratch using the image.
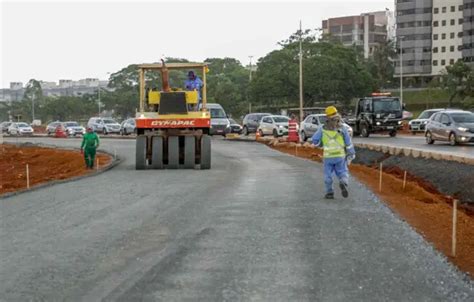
[463,0,474,62]
[322,11,392,59]
[431,0,464,74]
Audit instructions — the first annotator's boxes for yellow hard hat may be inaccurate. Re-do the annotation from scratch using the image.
[325,106,338,117]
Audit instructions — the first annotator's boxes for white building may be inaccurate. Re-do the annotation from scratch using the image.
[59,79,73,88]
[39,81,57,89]
[431,0,464,75]
[10,82,23,90]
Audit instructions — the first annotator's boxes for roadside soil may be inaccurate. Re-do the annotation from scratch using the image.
[267,141,474,278]
[0,144,112,195]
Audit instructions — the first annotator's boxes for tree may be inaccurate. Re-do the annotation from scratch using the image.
[366,40,396,90]
[441,61,472,107]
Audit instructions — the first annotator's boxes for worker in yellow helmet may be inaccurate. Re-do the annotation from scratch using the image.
[312,106,355,199]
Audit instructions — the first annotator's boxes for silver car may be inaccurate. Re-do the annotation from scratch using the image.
[7,122,34,136]
[120,118,136,135]
[63,121,85,136]
[299,114,353,142]
[408,109,444,134]
[46,121,62,135]
[425,110,474,146]
[257,115,290,137]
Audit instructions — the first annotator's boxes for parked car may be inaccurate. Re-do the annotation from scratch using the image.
[63,121,85,136]
[228,118,243,134]
[0,121,12,133]
[257,115,290,137]
[87,117,121,134]
[425,110,474,146]
[299,114,353,142]
[208,103,230,136]
[7,122,34,136]
[408,109,444,134]
[242,113,271,136]
[120,118,136,135]
[46,121,62,135]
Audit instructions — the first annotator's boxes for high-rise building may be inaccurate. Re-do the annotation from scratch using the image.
[462,0,474,62]
[395,0,433,84]
[322,11,392,59]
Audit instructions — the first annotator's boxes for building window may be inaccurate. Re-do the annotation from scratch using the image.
[442,7,447,13]
[450,46,455,52]
[434,34,439,40]
[459,5,464,11]
[433,60,438,66]
[451,19,455,25]
[442,33,446,39]
[458,32,463,38]
[434,7,439,14]
[451,6,455,12]
[459,18,464,25]
[441,59,446,65]
[442,46,446,53]
[451,32,455,39]
[433,47,439,53]
[442,20,447,26]
[450,59,455,65]
[433,21,439,27]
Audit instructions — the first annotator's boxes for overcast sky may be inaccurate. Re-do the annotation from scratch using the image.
[1,0,393,87]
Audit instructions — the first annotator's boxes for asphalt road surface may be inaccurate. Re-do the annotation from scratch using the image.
[1,137,473,301]
[354,135,474,159]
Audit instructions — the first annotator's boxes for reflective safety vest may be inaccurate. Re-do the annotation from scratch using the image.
[321,129,346,158]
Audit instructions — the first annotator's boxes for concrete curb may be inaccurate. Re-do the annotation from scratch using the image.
[0,143,121,199]
[353,142,474,166]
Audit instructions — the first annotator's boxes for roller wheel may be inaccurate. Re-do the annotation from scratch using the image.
[200,135,211,170]
[168,136,179,169]
[135,135,147,170]
[151,136,163,169]
[184,136,196,169]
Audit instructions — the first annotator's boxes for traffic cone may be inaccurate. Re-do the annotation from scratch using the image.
[255,130,261,141]
[54,125,67,138]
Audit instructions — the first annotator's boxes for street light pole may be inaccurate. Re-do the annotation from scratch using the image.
[399,36,404,105]
[299,20,304,122]
[248,56,253,81]
[98,84,101,117]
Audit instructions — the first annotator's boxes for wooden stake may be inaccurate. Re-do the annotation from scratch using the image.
[452,199,458,257]
[96,158,99,171]
[379,162,383,192]
[26,164,30,189]
[403,171,407,190]
[295,145,298,157]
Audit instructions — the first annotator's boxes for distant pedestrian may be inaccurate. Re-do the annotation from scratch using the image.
[81,127,100,169]
[312,106,355,199]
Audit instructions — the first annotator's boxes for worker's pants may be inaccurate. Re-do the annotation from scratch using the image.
[323,157,349,194]
[84,147,97,168]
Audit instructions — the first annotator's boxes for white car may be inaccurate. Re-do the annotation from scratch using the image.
[87,117,121,134]
[408,109,444,134]
[63,121,85,136]
[8,122,34,136]
[257,115,290,137]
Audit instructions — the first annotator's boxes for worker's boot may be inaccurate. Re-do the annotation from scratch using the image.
[324,192,334,199]
[339,183,349,198]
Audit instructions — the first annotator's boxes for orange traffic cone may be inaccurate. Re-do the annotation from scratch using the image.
[255,130,261,141]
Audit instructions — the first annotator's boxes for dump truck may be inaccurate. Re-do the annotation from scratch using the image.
[135,61,211,169]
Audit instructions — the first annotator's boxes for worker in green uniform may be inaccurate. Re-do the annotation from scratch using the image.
[81,126,100,169]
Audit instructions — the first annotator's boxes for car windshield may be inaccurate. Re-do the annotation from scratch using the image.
[373,98,401,113]
[65,122,79,127]
[451,113,474,123]
[17,123,29,127]
[273,116,289,123]
[103,119,117,124]
[318,116,328,124]
[210,109,226,118]
[418,110,438,119]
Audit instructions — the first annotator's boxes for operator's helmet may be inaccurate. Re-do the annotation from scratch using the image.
[325,106,338,118]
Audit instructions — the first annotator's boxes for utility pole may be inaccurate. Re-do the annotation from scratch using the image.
[399,36,404,105]
[31,94,35,122]
[248,56,253,81]
[299,20,304,122]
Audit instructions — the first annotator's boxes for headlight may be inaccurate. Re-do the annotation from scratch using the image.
[398,121,403,125]
[423,121,429,124]
[376,122,381,126]
[278,125,284,128]
[458,127,468,132]
[408,121,412,125]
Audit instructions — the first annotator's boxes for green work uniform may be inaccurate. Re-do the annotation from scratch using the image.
[81,132,100,168]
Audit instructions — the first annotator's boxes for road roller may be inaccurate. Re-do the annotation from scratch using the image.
[135,61,211,169]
